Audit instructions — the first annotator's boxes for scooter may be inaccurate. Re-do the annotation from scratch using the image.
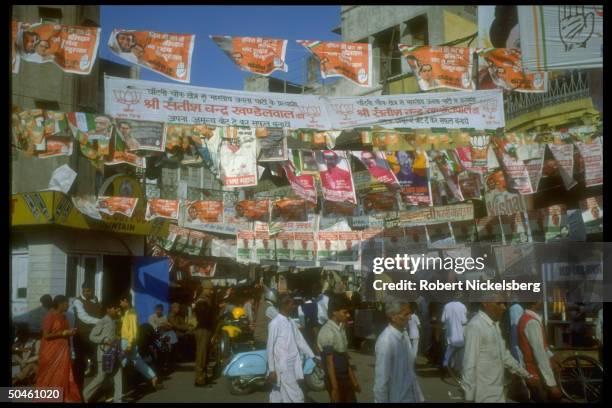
[222,349,326,395]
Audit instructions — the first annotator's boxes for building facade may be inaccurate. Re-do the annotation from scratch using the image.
[10,5,147,328]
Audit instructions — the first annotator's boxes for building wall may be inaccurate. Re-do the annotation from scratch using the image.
[12,228,144,326]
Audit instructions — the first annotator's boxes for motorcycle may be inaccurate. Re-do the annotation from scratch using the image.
[222,348,326,395]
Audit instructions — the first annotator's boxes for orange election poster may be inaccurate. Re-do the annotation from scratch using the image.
[476,48,547,93]
[210,35,288,76]
[17,22,100,75]
[297,40,372,87]
[398,45,475,91]
[145,199,180,221]
[96,197,139,218]
[108,29,195,83]
[185,200,223,224]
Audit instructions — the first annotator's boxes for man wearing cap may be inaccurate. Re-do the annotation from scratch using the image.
[320,150,353,191]
[194,280,216,387]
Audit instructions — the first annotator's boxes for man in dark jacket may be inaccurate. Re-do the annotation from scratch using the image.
[72,283,103,391]
[194,280,216,387]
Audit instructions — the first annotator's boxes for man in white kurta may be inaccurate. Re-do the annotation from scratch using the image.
[462,299,532,403]
[267,294,315,403]
[441,300,468,369]
[374,301,424,403]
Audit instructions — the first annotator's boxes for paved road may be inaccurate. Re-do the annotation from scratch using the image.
[125,352,464,403]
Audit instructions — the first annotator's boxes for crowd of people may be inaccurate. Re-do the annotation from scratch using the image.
[11,279,604,403]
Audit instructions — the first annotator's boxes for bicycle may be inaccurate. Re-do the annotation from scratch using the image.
[555,352,603,402]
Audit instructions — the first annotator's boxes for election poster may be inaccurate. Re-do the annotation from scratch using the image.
[427,222,455,248]
[500,212,530,244]
[105,76,505,130]
[337,231,361,262]
[476,216,504,243]
[476,48,548,93]
[106,131,146,169]
[547,143,577,190]
[575,142,603,187]
[66,112,113,163]
[383,228,405,258]
[237,230,255,263]
[317,231,338,262]
[255,229,275,261]
[484,170,527,216]
[145,199,180,221]
[108,29,195,83]
[15,110,70,156]
[523,146,546,194]
[272,198,309,222]
[235,200,270,222]
[566,209,587,242]
[361,191,399,215]
[276,231,295,261]
[458,172,483,200]
[297,40,372,87]
[114,119,166,151]
[518,5,603,71]
[580,196,603,235]
[387,151,430,206]
[16,22,100,74]
[478,6,520,49]
[257,128,288,162]
[210,35,288,76]
[398,45,475,91]
[97,196,138,218]
[184,200,223,226]
[455,134,489,174]
[429,150,463,203]
[282,162,317,204]
[526,210,546,243]
[544,204,569,242]
[189,261,216,278]
[317,150,357,205]
[219,127,258,188]
[293,232,316,261]
[499,153,534,195]
[352,151,399,188]
[184,230,206,256]
[71,196,102,221]
[451,220,477,244]
[11,21,20,74]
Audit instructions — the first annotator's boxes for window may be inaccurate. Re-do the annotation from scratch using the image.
[406,15,428,46]
[65,254,102,300]
[34,100,61,111]
[38,7,62,24]
[375,26,402,82]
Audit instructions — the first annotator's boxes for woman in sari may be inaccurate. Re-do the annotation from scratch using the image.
[36,295,82,402]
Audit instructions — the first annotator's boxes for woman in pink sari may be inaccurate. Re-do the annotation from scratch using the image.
[36,295,82,402]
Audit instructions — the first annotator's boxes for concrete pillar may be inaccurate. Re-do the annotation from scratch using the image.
[427,7,446,46]
[399,21,413,74]
[369,35,381,86]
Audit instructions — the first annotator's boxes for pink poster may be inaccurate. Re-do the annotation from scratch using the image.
[282,161,317,204]
[352,151,399,188]
[317,150,357,205]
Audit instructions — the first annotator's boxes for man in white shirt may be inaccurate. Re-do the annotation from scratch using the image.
[508,302,525,366]
[267,294,315,403]
[407,312,421,358]
[462,292,532,402]
[317,292,330,326]
[517,300,562,402]
[441,299,467,374]
[374,300,423,403]
[72,283,103,391]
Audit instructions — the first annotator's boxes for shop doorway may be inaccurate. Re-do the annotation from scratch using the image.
[102,255,133,303]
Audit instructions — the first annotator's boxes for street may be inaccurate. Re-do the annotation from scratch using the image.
[114,352,465,403]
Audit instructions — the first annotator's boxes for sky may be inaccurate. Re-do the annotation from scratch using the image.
[100,5,342,91]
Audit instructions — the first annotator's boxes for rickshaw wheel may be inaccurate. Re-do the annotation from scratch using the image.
[556,354,603,403]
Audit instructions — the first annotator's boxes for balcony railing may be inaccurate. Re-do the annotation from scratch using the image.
[504,71,591,121]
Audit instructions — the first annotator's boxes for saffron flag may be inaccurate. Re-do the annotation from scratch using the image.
[210,35,288,76]
[297,40,372,87]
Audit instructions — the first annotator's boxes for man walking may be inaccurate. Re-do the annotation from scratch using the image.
[317,294,360,402]
[462,292,532,402]
[72,283,103,391]
[253,287,278,346]
[508,301,525,366]
[441,297,467,375]
[407,304,421,357]
[194,281,216,387]
[118,293,162,390]
[82,300,123,403]
[518,300,562,402]
[267,294,315,403]
[373,301,423,403]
